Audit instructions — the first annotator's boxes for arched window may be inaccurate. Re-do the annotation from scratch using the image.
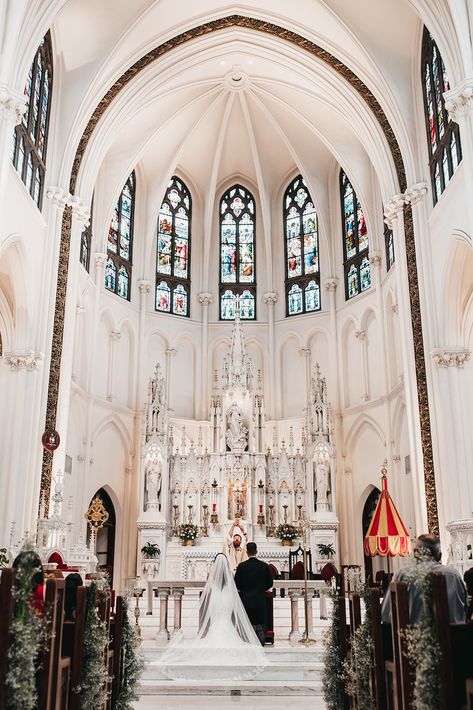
[156,176,191,316]
[422,28,461,204]
[80,196,93,272]
[284,175,320,316]
[106,172,135,300]
[219,185,256,320]
[340,170,371,299]
[11,32,53,209]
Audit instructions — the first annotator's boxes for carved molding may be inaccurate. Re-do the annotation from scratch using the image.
[446,519,473,532]
[325,278,338,292]
[138,279,151,295]
[110,330,121,342]
[369,251,382,267]
[404,182,428,206]
[94,252,108,269]
[0,84,28,124]
[431,348,471,368]
[198,292,213,306]
[3,349,44,371]
[46,187,91,227]
[355,330,366,341]
[384,193,405,228]
[444,78,473,121]
[263,292,278,305]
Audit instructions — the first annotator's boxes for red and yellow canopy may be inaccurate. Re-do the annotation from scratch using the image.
[364,466,412,558]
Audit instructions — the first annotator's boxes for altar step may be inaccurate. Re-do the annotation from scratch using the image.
[139,646,324,696]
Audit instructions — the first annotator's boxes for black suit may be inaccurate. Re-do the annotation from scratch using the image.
[234,556,274,628]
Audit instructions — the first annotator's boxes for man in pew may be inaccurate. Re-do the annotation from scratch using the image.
[381,534,466,624]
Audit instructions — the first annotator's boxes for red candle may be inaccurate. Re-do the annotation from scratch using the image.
[212,503,216,512]
[259,504,263,513]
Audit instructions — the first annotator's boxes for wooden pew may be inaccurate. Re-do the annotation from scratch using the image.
[63,585,87,710]
[110,596,125,708]
[38,578,67,710]
[369,586,387,710]
[0,568,15,709]
[386,581,411,710]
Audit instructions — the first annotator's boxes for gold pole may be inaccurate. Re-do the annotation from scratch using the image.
[298,522,316,645]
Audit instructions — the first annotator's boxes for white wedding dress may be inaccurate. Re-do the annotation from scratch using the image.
[158,553,269,680]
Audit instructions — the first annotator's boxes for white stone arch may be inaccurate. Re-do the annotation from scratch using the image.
[171,332,197,418]
[340,315,360,408]
[92,416,133,465]
[344,413,386,458]
[441,232,473,345]
[278,331,305,418]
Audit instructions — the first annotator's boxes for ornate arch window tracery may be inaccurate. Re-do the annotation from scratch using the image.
[105,172,135,300]
[340,170,371,300]
[156,176,191,317]
[421,27,462,204]
[284,175,320,316]
[11,31,53,209]
[219,185,256,320]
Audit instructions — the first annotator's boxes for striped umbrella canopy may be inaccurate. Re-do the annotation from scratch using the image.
[364,465,412,557]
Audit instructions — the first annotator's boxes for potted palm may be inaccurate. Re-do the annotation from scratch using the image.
[276,523,298,546]
[317,542,336,559]
[141,542,161,559]
[177,523,200,546]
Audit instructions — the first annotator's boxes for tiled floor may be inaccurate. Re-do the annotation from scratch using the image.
[134,696,325,709]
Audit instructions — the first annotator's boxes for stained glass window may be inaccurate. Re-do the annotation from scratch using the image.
[422,28,461,204]
[219,185,256,319]
[11,32,53,209]
[79,196,94,272]
[106,172,135,300]
[155,177,191,316]
[340,170,370,299]
[284,175,320,316]
[384,221,395,272]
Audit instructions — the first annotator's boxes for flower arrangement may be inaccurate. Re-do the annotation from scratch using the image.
[76,583,112,708]
[317,543,336,558]
[140,542,161,559]
[275,523,298,541]
[177,523,200,542]
[343,588,375,710]
[322,588,346,710]
[115,596,144,710]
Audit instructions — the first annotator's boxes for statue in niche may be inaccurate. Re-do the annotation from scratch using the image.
[145,456,162,511]
[225,402,248,452]
[315,461,330,512]
[148,363,166,436]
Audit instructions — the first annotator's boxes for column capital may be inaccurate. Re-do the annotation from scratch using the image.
[110,330,121,342]
[3,349,44,371]
[46,187,90,227]
[404,182,428,206]
[355,329,366,341]
[263,292,278,305]
[198,292,214,305]
[166,347,177,357]
[325,277,338,292]
[390,303,399,314]
[369,251,382,267]
[444,78,473,121]
[0,84,28,125]
[138,279,151,295]
[431,348,471,368]
[299,346,311,357]
[94,252,108,269]
[384,193,405,228]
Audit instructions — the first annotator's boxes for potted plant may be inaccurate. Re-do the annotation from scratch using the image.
[141,542,161,559]
[177,523,200,546]
[317,542,336,559]
[276,523,298,546]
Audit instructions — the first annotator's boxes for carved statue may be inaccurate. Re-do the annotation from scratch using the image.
[225,402,248,452]
[315,461,329,511]
[146,456,162,511]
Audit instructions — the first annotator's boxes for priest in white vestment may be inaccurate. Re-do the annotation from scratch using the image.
[223,518,248,573]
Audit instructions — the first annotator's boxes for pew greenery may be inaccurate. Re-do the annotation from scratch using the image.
[76,581,112,708]
[115,596,144,710]
[343,587,375,710]
[5,547,47,710]
[322,588,345,710]
[401,552,442,710]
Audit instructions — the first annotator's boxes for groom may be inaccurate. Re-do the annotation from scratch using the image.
[234,542,273,645]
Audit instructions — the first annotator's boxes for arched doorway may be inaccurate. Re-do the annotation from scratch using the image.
[87,488,116,586]
[362,486,381,584]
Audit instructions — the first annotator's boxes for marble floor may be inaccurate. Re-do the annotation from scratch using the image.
[134,696,326,709]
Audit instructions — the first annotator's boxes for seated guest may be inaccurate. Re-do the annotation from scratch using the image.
[381,534,466,624]
[12,549,45,614]
[64,572,83,621]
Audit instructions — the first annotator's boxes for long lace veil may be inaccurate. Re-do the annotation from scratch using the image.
[158,553,268,680]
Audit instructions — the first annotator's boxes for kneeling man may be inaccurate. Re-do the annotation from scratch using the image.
[235,542,273,645]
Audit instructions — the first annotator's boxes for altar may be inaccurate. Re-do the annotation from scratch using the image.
[137,300,339,582]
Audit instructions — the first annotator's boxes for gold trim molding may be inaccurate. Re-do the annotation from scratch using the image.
[41,14,438,534]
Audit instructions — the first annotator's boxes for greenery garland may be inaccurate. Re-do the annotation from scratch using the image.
[401,554,442,710]
[322,588,345,710]
[77,582,112,708]
[115,597,144,710]
[5,551,46,710]
[343,589,375,710]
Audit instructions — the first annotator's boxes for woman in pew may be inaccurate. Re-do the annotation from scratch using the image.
[64,572,83,621]
[12,549,45,614]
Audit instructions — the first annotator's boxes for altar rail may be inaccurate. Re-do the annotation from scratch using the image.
[141,579,330,643]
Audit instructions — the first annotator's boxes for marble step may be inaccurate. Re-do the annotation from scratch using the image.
[139,679,323,696]
[143,660,323,682]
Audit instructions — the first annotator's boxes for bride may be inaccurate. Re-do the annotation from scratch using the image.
[158,553,269,680]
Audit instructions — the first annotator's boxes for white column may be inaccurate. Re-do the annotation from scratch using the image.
[354,329,369,401]
[198,292,213,420]
[135,280,151,407]
[263,292,278,417]
[106,329,121,402]
[444,79,473,227]
[325,278,340,522]
[166,346,177,413]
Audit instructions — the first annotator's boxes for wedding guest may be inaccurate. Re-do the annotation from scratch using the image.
[12,549,45,614]
[381,534,466,624]
[235,542,273,645]
[64,573,83,621]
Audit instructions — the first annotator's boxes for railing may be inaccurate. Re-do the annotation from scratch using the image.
[140,579,330,643]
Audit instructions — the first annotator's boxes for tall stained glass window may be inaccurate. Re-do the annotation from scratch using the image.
[11,32,53,209]
[106,172,135,300]
[284,175,320,316]
[422,28,461,204]
[156,177,191,316]
[340,170,371,300]
[219,185,256,320]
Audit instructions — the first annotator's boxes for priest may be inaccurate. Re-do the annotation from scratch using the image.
[223,518,248,573]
